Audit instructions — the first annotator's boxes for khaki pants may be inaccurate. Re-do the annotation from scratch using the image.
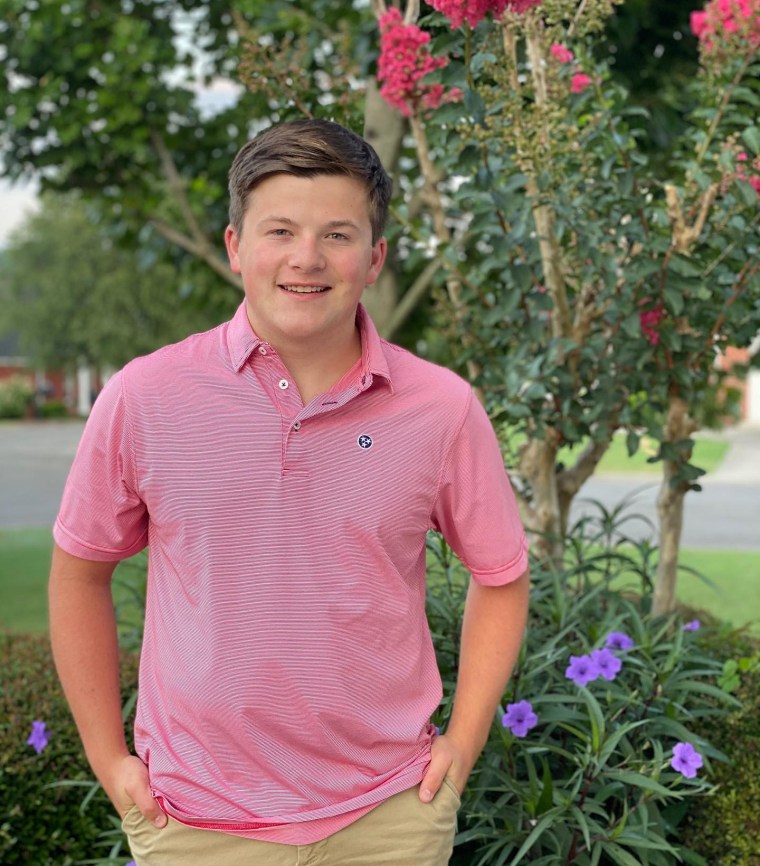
[123,780,460,865]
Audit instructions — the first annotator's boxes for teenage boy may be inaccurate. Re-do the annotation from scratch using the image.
[50,119,529,866]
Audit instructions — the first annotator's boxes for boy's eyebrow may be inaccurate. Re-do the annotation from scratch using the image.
[258,216,362,231]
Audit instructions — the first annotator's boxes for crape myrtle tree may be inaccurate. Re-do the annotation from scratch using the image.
[368,0,760,612]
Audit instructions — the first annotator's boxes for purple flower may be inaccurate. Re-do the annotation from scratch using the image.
[591,648,623,682]
[27,720,50,755]
[501,700,539,738]
[671,742,704,779]
[565,654,600,687]
[605,631,634,651]
[682,619,701,632]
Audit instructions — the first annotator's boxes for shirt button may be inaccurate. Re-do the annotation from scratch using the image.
[258,346,267,355]
[278,379,289,390]
[293,421,301,431]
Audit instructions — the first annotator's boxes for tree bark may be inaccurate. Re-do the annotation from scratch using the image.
[652,395,698,617]
[518,429,563,562]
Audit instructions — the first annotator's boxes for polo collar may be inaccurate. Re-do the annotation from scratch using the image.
[225,301,394,393]
[227,301,263,372]
[356,304,393,393]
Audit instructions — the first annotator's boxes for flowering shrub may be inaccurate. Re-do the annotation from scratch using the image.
[426,524,737,865]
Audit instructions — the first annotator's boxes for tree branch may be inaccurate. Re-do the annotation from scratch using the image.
[148,130,239,289]
[149,218,241,289]
[384,257,441,339]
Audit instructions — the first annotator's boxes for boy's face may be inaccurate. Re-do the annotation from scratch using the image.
[224,173,386,354]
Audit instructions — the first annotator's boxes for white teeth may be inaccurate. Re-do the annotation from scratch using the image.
[281,285,329,294]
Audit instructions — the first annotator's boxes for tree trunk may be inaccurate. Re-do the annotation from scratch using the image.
[652,396,698,617]
[362,79,407,334]
[518,430,563,563]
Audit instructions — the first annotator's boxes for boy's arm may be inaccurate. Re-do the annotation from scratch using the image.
[419,569,530,802]
[49,544,166,826]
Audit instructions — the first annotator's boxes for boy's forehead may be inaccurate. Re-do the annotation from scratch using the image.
[246,174,372,220]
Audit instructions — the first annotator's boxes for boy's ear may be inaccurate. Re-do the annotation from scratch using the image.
[224,225,241,273]
[366,238,387,286]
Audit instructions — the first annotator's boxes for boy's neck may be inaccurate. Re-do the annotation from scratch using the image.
[275,326,363,406]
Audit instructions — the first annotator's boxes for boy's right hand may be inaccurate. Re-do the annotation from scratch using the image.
[107,754,167,828]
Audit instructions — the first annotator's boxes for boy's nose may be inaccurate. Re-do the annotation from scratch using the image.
[288,237,326,271]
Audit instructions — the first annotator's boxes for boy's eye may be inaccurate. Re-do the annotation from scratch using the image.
[328,232,350,241]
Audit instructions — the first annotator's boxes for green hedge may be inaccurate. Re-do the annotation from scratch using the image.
[681,641,760,866]
[0,632,138,866]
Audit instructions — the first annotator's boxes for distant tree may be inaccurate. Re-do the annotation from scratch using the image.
[0,194,216,370]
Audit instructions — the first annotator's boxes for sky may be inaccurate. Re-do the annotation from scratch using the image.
[0,178,39,247]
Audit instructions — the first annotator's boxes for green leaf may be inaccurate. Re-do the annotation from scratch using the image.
[741,125,760,155]
[603,842,652,866]
[625,430,640,457]
[581,687,606,753]
[606,771,679,798]
[509,811,562,866]
[663,286,685,315]
[535,760,554,816]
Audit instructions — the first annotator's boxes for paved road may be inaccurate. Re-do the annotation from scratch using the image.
[0,420,85,529]
[1,420,759,548]
[571,424,760,550]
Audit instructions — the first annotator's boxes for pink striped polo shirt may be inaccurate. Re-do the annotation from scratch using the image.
[54,301,528,845]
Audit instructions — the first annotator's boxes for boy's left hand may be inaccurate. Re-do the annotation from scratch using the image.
[418,733,472,802]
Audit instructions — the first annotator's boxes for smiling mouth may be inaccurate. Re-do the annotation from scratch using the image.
[280,284,330,294]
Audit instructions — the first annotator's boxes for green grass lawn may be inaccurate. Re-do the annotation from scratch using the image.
[0,528,145,635]
[562,433,730,476]
[0,528,53,633]
[2,527,758,635]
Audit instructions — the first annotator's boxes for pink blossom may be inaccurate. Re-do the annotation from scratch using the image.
[735,150,760,194]
[550,43,575,63]
[570,72,593,93]
[690,0,760,56]
[690,10,709,37]
[377,8,459,117]
[428,0,542,29]
[639,303,665,346]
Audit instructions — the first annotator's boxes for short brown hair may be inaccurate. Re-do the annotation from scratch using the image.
[228,119,392,243]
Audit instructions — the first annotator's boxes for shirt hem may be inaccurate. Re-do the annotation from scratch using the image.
[468,540,529,587]
[153,766,427,845]
[53,519,147,562]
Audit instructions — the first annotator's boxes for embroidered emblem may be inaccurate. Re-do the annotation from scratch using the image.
[357,434,373,450]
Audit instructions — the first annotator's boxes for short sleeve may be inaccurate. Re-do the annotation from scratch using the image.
[430,390,528,586]
[53,371,148,561]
